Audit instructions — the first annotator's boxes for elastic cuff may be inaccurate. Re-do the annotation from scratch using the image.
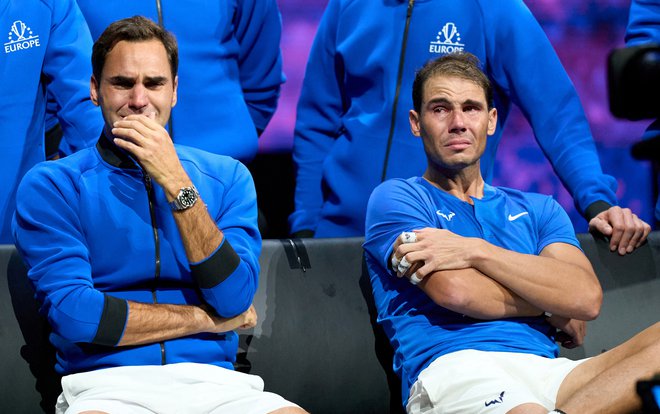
[92,294,128,346]
[584,201,612,222]
[190,239,241,289]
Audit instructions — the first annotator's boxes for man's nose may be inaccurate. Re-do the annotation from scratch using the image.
[448,110,467,132]
[129,85,148,108]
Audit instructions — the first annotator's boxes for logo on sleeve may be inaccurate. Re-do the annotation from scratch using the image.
[429,22,465,55]
[4,20,41,54]
[508,212,529,222]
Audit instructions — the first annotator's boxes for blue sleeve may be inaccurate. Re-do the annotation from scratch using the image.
[481,0,618,218]
[12,163,127,346]
[535,195,581,254]
[625,0,660,46]
[289,0,344,234]
[234,0,285,134]
[190,161,261,318]
[364,180,437,272]
[43,0,103,155]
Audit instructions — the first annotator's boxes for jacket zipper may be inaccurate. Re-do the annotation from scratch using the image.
[381,0,415,182]
[143,173,166,365]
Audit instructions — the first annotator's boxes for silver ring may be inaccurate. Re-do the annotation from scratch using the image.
[410,272,422,285]
[401,231,417,244]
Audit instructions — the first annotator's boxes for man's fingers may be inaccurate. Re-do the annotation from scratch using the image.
[588,216,612,236]
[397,256,411,274]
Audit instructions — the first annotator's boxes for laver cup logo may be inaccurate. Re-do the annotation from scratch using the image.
[429,22,465,54]
[5,20,41,54]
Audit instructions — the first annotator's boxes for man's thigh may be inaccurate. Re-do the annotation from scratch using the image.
[56,363,299,414]
[557,322,660,405]
[407,350,584,414]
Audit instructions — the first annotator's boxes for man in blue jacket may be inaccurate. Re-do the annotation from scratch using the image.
[0,0,103,243]
[13,16,305,414]
[364,52,657,413]
[75,0,285,164]
[292,0,647,255]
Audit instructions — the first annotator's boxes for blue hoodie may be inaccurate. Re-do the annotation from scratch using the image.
[0,0,102,243]
[76,0,285,162]
[290,0,618,237]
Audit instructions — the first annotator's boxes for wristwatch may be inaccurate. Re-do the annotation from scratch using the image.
[169,185,199,211]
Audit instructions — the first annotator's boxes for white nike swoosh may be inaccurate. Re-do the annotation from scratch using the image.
[508,212,529,221]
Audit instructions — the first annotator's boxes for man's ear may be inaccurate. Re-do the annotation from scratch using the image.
[409,109,421,137]
[171,75,178,107]
[90,75,99,106]
[487,107,498,136]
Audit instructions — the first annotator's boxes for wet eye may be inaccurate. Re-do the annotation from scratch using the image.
[145,81,165,90]
[112,81,134,90]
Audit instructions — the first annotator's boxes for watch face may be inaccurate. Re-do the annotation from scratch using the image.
[179,187,197,208]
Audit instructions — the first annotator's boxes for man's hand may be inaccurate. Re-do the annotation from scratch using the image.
[206,304,258,333]
[111,114,188,190]
[390,228,480,284]
[588,206,651,255]
[547,314,586,349]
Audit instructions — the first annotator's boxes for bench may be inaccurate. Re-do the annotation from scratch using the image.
[1,233,659,413]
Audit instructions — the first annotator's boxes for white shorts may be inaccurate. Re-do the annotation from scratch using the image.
[407,350,587,414]
[55,363,300,414]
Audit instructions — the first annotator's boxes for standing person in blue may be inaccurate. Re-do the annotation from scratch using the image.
[75,0,284,164]
[625,0,660,221]
[0,0,102,243]
[364,52,657,414]
[12,16,306,414]
[291,0,646,255]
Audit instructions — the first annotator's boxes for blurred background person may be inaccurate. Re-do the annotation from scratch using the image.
[0,0,102,243]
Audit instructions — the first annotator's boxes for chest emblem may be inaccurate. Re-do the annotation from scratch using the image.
[508,212,529,222]
[4,20,41,54]
[429,22,465,55]
[436,210,456,221]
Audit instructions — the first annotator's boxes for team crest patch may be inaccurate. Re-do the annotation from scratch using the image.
[5,20,41,54]
[429,22,465,54]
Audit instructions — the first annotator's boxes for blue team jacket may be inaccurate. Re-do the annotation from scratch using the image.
[13,137,261,375]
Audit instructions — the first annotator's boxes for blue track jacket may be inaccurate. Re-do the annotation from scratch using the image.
[13,137,261,375]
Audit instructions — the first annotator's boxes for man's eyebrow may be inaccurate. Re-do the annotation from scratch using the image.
[143,76,168,84]
[107,75,135,84]
[462,99,485,108]
[426,97,451,106]
[425,97,485,107]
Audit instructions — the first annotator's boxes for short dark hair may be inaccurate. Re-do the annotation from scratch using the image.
[92,16,178,82]
[412,52,493,113]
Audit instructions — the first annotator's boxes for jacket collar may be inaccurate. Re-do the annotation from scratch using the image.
[96,133,140,170]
